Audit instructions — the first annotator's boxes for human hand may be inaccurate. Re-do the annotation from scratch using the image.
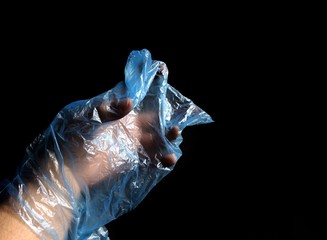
[0,49,213,240]
[60,62,180,187]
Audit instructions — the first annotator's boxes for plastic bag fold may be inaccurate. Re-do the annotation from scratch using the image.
[0,49,213,240]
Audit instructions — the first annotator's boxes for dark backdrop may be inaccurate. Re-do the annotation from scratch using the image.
[0,23,325,239]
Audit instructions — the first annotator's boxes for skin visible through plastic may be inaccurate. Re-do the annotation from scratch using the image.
[0,49,214,240]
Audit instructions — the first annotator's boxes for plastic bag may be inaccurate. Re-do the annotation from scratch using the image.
[0,49,214,239]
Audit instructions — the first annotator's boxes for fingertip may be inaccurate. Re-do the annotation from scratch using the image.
[161,153,177,167]
[166,126,180,141]
[118,98,133,115]
[97,98,133,122]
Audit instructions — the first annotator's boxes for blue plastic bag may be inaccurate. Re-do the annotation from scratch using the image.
[0,49,213,239]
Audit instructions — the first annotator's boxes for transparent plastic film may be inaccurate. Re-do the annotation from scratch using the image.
[0,49,214,240]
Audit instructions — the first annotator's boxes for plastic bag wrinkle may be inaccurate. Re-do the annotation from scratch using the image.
[0,49,214,240]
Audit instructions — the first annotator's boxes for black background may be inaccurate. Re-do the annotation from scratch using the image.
[0,7,325,240]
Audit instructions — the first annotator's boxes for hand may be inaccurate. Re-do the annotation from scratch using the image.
[61,83,179,186]
[0,49,213,240]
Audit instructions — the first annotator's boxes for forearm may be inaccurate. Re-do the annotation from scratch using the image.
[0,165,81,240]
[0,204,39,240]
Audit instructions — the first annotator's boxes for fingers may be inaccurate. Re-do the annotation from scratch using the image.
[139,131,179,167]
[133,62,177,167]
[92,61,165,123]
[96,98,133,122]
[68,56,177,169]
[136,112,180,167]
[160,127,180,167]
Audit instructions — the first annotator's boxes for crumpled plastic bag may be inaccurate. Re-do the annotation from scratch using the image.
[0,49,214,239]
